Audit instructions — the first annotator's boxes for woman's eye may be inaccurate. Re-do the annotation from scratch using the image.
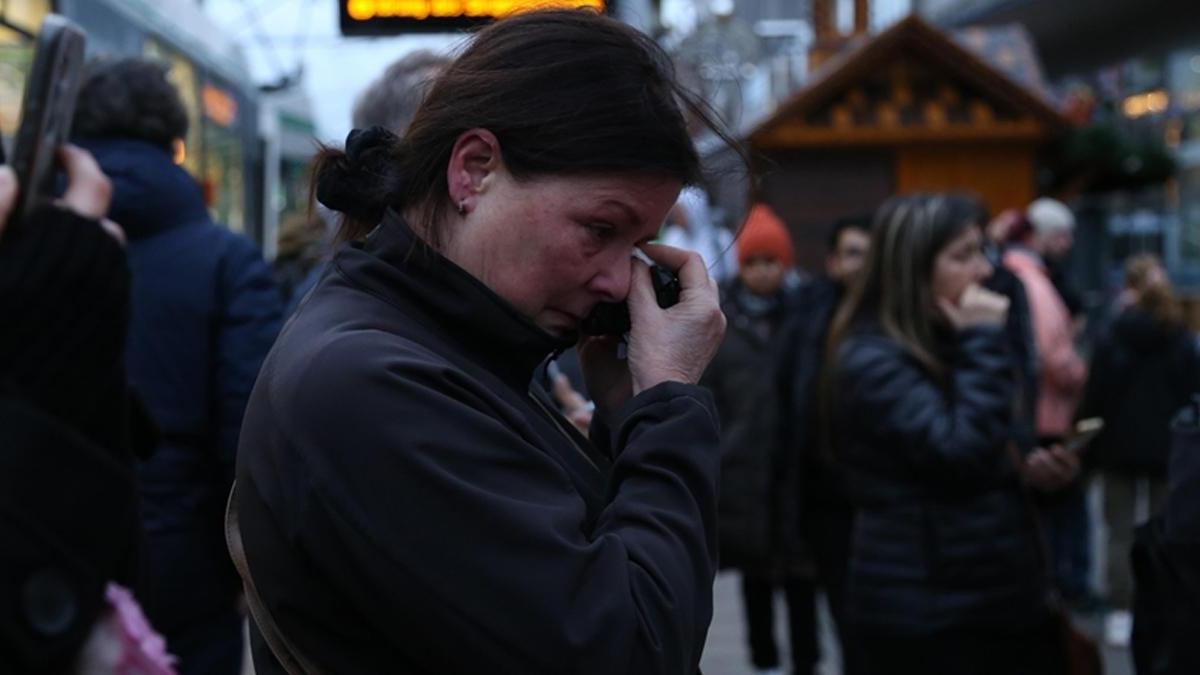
[585,223,616,239]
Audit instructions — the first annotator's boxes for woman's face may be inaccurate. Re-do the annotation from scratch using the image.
[446,165,681,337]
[931,226,992,306]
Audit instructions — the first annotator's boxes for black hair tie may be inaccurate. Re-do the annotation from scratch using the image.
[315,126,400,221]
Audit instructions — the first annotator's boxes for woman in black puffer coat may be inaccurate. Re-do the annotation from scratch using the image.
[825,194,1063,674]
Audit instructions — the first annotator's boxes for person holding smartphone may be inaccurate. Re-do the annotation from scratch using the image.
[823,194,1063,674]
[233,10,734,674]
[0,148,178,675]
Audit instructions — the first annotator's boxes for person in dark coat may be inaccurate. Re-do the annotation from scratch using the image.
[825,194,1063,674]
[1078,254,1200,647]
[234,11,733,674]
[71,58,283,675]
[0,149,178,674]
[774,213,870,667]
[703,204,809,674]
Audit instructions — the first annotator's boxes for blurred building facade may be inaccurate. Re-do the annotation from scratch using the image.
[921,0,1200,310]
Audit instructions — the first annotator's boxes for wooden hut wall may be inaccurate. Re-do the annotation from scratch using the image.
[757,148,894,274]
[894,143,1038,217]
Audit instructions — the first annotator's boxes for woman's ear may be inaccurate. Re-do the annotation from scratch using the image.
[446,129,501,215]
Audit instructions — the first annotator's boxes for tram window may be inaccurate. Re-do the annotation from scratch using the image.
[3,0,49,35]
[204,122,244,233]
[0,24,33,139]
[144,39,202,176]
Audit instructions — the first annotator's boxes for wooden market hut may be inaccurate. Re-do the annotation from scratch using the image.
[747,15,1070,274]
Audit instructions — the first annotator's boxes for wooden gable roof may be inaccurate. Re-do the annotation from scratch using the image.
[749,15,1070,150]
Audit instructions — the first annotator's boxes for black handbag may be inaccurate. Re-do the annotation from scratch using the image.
[1131,397,1200,675]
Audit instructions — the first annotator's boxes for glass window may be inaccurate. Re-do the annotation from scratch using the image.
[144,39,202,175]
[4,0,50,34]
[204,121,244,233]
[0,23,32,140]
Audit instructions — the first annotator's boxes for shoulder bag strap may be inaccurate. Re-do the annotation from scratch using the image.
[225,482,324,675]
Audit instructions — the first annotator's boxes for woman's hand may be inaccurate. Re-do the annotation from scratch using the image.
[0,145,121,243]
[1021,445,1080,493]
[550,372,593,434]
[579,245,725,421]
[625,244,725,394]
[939,284,1009,330]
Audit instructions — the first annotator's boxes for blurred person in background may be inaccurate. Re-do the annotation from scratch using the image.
[825,194,1062,674]
[272,211,327,309]
[72,57,283,675]
[1078,254,1200,647]
[283,51,451,317]
[661,184,737,284]
[775,213,871,667]
[0,150,176,675]
[703,204,812,675]
[1005,196,1092,607]
[351,49,450,133]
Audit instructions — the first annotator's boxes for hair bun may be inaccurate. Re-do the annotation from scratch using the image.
[315,126,400,221]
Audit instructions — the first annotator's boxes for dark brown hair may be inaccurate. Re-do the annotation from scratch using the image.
[827,193,984,378]
[818,193,985,460]
[1125,253,1183,327]
[312,9,738,246]
[72,57,188,153]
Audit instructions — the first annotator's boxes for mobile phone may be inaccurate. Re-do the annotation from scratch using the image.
[581,249,681,336]
[9,14,87,224]
[1065,418,1104,454]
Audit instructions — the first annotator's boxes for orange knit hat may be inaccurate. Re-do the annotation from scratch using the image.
[737,204,794,268]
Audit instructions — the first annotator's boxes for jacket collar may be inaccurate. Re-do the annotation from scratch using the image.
[336,209,573,391]
[73,137,210,240]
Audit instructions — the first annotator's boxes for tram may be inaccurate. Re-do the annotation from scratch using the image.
[0,0,316,251]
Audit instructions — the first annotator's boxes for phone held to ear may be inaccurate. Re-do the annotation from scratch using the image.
[1065,417,1104,454]
[8,14,87,224]
[581,249,681,337]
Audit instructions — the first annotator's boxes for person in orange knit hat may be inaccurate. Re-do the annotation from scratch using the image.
[701,203,815,675]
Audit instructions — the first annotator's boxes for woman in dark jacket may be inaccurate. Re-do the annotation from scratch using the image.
[234,11,732,675]
[825,194,1062,674]
[1078,254,1200,645]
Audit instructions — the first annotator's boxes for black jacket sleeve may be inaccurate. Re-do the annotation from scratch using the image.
[278,336,720,675]
[836,327,1014,487]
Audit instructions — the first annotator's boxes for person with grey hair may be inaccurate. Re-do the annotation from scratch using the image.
[283,51,450,317]
[351,50,450,132]
[1028,197,1085,320]
[1005,196,1092,610]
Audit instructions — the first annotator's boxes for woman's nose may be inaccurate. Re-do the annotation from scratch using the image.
[588,255,633,303]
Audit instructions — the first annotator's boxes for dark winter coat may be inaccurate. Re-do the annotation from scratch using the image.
[831,323,1049,634]
[984,243,1039,456]
[1078,309,1200,476]
[76,137,283,630]
[776,277,846,509]
[236,210,721,675]
[703,281,798,570]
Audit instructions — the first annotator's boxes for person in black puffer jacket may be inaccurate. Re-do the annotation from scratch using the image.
[825,194,1063,674]
[1078,254,1200,643]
